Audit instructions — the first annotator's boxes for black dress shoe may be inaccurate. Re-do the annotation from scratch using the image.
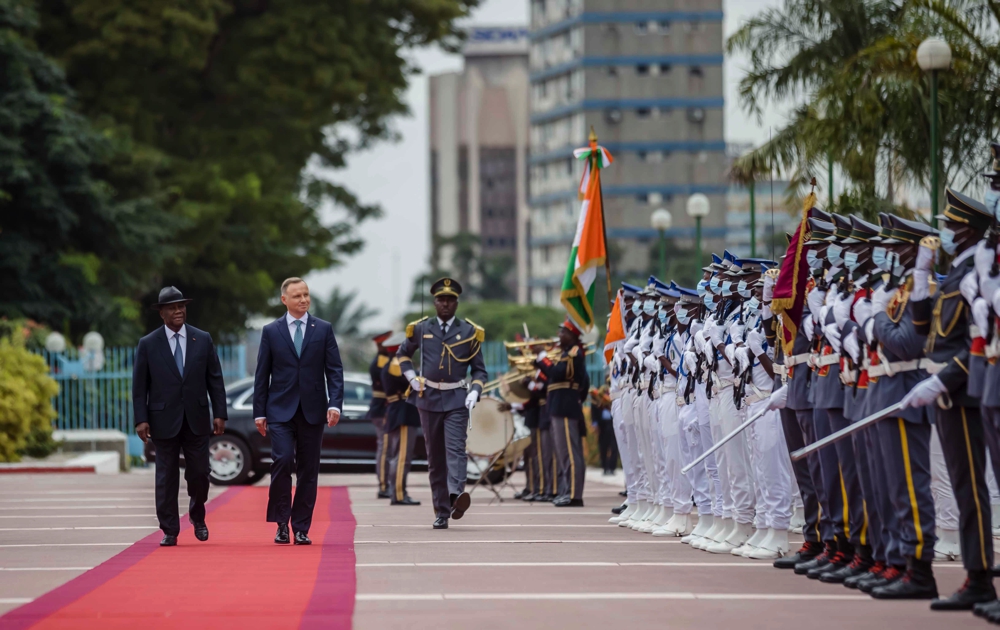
[554,498,585,507]
[794,545,833,575]
[521,493,538,502]
[611,503,627,515]
[192,521,209,542]
[820,553,871,584]
[391,496,421,506]
[846,562,885,590]
[619,490,628,497]
[974,599,1000,618]
[450,492,471,520]
[808,552,851,580]
[930,572,996,610]
[377,490,391,500]
[871,559,937,600]
[275,523,290,544]
[992,564,1000,578]
[514,490,530,500]
[774,541,823,569]
[294,531,312,545]
[433,517,449,529]
[160,535,177,547]
[537,494,555,502]
[860,565,903,593]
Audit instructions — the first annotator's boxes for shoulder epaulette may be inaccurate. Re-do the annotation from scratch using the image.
[388,357,402,377]
[465,318,485,343]
[376,355,390,368]
[406,316,428,338]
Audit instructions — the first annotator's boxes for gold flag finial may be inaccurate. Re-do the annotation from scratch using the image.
[588,126,597,143]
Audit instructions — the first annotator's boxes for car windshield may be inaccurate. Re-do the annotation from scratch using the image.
[232,379,371,407]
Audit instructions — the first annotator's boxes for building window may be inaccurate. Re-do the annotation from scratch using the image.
[658,20,671,33]
[636,194,648,204]
[634,22,648,35]
[637,107,652,118]
[690,66,704,78]
[636,64,649,76]
[607,65,618,76]
[566,158,574,175]
[660,63,672,74]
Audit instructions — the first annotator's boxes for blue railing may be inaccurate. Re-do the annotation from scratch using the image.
[34,345,247,435]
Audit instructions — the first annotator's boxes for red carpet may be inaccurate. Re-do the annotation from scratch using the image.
[2,487,357,629]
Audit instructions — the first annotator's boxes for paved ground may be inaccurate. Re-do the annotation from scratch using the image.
[0,470,991,629]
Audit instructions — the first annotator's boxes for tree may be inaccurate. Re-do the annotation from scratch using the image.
[33,0,479,339]
[311,287,379,338]
[404,300,566,342]
[0,0,171,345]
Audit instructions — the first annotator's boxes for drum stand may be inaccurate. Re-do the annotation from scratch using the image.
[467,430,516,505]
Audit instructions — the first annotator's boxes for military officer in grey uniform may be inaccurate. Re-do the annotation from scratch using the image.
[905,190,996,608]
[397,277,488,529]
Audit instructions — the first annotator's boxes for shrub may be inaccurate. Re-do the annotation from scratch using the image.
[0,332,59,462]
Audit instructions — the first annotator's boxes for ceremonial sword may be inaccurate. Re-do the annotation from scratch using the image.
[790,401,904,461]
[681,406,768,475]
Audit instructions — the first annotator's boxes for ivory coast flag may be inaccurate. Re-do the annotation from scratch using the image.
[603,289,626,363]
[560,137,613,332]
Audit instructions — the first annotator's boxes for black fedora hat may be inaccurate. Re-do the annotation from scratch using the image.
[152,286,193,309]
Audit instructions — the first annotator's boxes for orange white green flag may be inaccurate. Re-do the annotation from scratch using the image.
[603,289,626,363]
[560,132,613,332]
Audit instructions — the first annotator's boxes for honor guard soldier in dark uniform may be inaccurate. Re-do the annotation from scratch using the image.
[904,189,996,609]
[866,216,940,598]
[519,355,556,502]
[367,331,393,499]
[397,277,489,529]
[536,319,590,507]
[380,332,421,506]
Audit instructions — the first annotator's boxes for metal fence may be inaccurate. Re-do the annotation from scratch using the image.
[35,345,247,435]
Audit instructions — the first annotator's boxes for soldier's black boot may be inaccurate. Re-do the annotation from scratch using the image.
[808,548,852,580]
[794,541,835,575]
[775,540,823,569]
[931,570,997,611]
[871,558,938,600]
[846,561,885,590]
[975,600,1000,618]
[860,564,904,593]
[820,545,873,584]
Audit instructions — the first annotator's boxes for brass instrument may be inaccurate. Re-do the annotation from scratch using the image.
[482,341,597,401]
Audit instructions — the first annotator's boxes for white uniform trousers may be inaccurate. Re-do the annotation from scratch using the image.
[611,397,635,503]
[710,387,755,524]
[746,398,794,531]
[621,390,648,502]
[628,389,654,502]
[660,390,692,513]
[649,393,672,507]
[678,397,712,515]
[695,384,724,518]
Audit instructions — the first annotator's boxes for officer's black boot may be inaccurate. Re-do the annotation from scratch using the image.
[930,570,997,611]
[846,561,884,590]
[775,540,823,569]
[821,544,873,584]
[871,557,938,600]
[860,564,904,593]
[808,538,853,580]
[794,541,835,575]
[975,600,1000,618]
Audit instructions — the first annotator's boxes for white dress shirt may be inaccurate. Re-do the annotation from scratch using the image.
[437,316,456,335]
[255,312,338,421]
[164,324,187,367]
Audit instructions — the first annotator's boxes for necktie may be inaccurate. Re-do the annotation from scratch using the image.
[173,333,184,374]
[293,320,304,357]
[441,321,448,335]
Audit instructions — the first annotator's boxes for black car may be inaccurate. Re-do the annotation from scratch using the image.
[145,372,425,485]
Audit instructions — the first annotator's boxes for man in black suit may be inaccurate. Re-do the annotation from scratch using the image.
[254,277,344,545]
[133,286,228,547]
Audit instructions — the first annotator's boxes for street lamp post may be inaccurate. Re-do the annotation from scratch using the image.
[686,193,710,268]
[651,208,672,279]
[917,37,952,228]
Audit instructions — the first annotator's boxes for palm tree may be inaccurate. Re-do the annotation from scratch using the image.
[311,287,379,337]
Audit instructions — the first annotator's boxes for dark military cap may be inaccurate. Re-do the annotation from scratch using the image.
[829,214,853,240]
[676,285,701,304]
[841,216,882,245]
[939,188,993,233]
[984,142,1000,179]
[372,330,393,344]
[809,208,832,223]
[876,213,893,240]
[805,218,836,245]
[431,277,463,298]
[881,215,936,245]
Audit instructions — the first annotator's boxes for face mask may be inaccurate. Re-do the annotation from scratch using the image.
[721,280,733,297]
[642,300,656,315]
[709,276,721,294]
[704,295,717,312]
[807,250,823,269]
[746,297,760,314]
[657,310,668,323]
[844,251,860,271]
[826,244,844,264]
[986,187,1000,220]
[872,247,889,271]
[939,227,957,255]
[737,279,751,298]
[676,309,690,325]
[697,280,709,297]
[630,301,640,315]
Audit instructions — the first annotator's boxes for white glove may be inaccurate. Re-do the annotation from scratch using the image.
[901,375,947,409]
[707,320,725,346]
[915,244,935,272]
[982,271,1000,304]
[735,346,751,373]
[694,330,708,354]
[823,322,842,352]
[747,329,766,357]
[806,289,826,321]
[864,318,876,345]
[960,271,979,305]
[766,385,788,411]
[728,320,745,342]
[643,354,660,373]
[853,298,872,325]
[871,284,895,315]
[992,287,1000,317]
[465,390,479,412]
[975,240,995,277]
[631,344,644,363]
[819,304,831,324]
[972,297,989,338]
[683,351,698,373]
[690,321,704,336]
[843,329,860,362]
[536,350,548,363]
[763,273,775,303]
[724,344,736,366]
[803,316,815,342]
[510,402,524,411]
[833,293,851,328]
[409,377,424,393]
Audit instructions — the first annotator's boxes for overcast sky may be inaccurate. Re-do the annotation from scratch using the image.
[307,0,787,332]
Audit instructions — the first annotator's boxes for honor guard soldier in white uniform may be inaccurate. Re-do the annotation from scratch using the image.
[397,278,488,529]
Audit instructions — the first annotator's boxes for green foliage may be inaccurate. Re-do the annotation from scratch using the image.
[0,328,58,462]
[312,287,379,338]
[419,232,516,303]
[404,300,566,342]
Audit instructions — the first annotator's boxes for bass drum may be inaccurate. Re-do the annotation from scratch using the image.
[466,396,514,457]
[498,370,531,404]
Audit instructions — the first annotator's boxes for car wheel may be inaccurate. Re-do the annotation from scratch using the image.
[208,434,253,485]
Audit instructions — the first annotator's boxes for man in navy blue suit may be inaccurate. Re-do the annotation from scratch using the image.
[253,277,344,545]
